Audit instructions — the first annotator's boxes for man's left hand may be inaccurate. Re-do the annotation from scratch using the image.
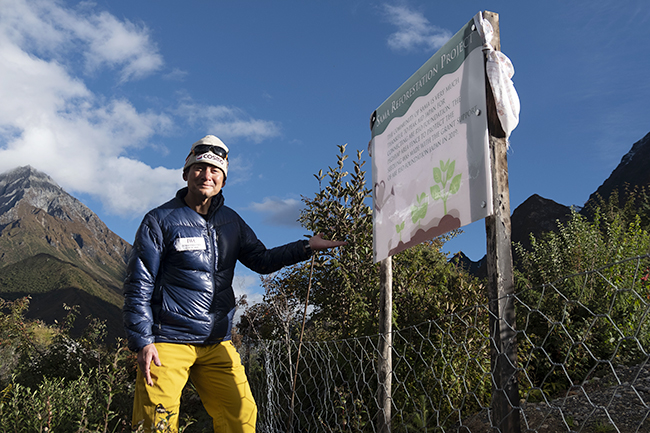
[309,233,347,251]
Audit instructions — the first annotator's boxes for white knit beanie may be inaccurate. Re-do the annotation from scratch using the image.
[183,135,229,177]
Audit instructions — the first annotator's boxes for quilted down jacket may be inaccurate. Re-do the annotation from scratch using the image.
[123,188,311,352]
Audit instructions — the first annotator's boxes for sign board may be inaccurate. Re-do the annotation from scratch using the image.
[370,17,493,263]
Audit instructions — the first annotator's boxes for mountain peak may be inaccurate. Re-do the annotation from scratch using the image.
[0,166,95,226]
[511,194,572,252]
[585,131,650,209]
[0,165,130,277]
[0,166,130,343]
[1,164,55,180]
[0,165,60,199]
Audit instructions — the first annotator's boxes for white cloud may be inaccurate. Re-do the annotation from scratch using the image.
[383,4,452,52]
[177,101,281,144]
[1,0,163,81]
[225,153,254,186]
[1,0,68,54]
[0,0,281,219]
[232,273,265,324]
[233,274,264,306]
[163,68,189,81]
[0,0,177,217]
[248,197,303,227]
[77,11,164,82]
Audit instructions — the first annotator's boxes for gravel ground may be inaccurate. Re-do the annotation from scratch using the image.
[456,363,650,433]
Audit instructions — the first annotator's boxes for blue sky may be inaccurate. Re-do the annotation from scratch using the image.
[1,0,648,304]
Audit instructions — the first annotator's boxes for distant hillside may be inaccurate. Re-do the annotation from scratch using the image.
[511,194,572,253]
[458,130,650,275]
[583,131,650,213]
[2,128,650,333]
[1,289,124,346]
[0,253,123,306]
[0,166,130,342]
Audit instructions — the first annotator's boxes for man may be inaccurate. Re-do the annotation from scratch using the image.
[123,135,345,432]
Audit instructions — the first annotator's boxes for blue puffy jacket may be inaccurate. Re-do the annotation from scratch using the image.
[123,188,311,352]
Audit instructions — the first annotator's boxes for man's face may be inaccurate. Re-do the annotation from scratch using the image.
[183,163,224,201]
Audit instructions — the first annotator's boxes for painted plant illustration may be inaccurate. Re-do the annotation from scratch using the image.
[395,220,405,241]
[430,159,461,215]
[410,192,428,225]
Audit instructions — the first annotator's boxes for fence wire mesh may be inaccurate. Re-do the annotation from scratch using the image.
[240,254,650,432]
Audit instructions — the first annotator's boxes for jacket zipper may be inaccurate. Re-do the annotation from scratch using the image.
[207,222,218,300]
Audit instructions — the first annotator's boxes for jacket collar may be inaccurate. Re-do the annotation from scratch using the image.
[176,188,225,218]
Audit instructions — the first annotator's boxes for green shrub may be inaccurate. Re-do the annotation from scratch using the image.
[515,194,650,398]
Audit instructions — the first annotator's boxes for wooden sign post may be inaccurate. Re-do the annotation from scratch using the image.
[377,256,392,433]
[372,10,520,432]
[483,11,521,433]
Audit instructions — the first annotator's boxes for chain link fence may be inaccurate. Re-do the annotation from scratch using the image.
[240,254,650,432]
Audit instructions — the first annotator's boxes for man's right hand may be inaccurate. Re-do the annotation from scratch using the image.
[137,343,161,386]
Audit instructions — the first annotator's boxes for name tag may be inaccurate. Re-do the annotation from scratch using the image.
[174,237,206,251]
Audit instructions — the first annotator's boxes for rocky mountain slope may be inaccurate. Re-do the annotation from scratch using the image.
[510,194,572,252]
[456,131,650,275]
[585,131,650,211]
[0,166,130,342]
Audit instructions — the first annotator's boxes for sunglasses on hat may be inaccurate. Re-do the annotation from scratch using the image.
[192,144,228,160]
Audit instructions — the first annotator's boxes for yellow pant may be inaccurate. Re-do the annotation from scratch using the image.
[132,341,257,432]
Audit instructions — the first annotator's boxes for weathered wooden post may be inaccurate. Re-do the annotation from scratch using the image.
[483,11,521,433]
[378,256,393,433]
[370,10,518,431]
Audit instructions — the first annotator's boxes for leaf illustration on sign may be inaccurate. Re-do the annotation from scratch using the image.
[410,192,428,225]
[430,159,462,215]
[395,220,405,241]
